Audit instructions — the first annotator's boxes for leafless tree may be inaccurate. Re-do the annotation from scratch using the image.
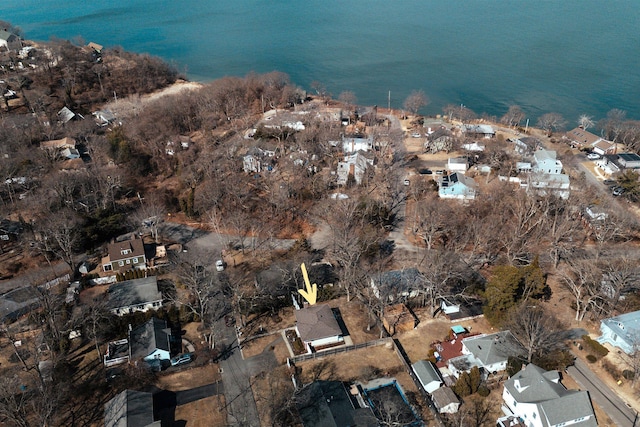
[536,112,566,136]
[130,194,166,243]
[171,249,229,348]
[558,257,605,321]
[507,304,564,363]
[600,257,640,316]
[578,114,594,131]
[445,395,494,427]
[412,194,448,251]
[403,90,429,116]
[338,91,357,118]
[501,105,525,128]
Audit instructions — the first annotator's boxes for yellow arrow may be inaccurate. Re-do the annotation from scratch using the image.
[298,262,317,305]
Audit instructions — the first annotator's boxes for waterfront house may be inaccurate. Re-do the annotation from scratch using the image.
[533,149,562,175]
[463,124,495,139]
[0,29,21,51]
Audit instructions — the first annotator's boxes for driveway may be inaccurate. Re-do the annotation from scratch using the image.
[175,381,224,405]
[566,356,637,427]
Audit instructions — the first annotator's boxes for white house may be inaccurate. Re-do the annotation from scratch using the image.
[597,310,640,354]
[412,360,443,393]
[438,173,478,200]
[502,364,597,427]
[342,136,373,153]
[107,276,163,316]
[528,173,570,199]
[336,152,373,185]
[447,156,470,174]
[431,387,460,414]
[449,331,524,377]
[533,149,562,175]
[129,317,172,363]
[295,304,343,353]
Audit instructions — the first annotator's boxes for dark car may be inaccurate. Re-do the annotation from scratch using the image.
[418,168,433,175]
[603,179,617,187]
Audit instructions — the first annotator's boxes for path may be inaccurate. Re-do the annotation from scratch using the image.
[566,356,637,427]
[175,381,224,406]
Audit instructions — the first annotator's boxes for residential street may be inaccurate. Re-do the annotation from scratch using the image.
[566,356,637,427]
[218,319,262,427]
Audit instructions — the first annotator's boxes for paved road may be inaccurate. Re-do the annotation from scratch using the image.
[176,381,224,405]
[218,320,262,427]
[566,357,637,427]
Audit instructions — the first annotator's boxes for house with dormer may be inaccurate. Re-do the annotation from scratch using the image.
[102,237,147,272]
[502,364,597,427]
[448,331,525,378]
[597,309,640,354]
[106,276,162,316]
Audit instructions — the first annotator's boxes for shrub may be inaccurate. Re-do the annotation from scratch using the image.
[586,354,597,363]
[581,335,609,358]
[623,370,635,381]
[477,385,490,397]
[602,360,621,379]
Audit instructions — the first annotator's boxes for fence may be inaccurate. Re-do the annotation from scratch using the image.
[288,337,390,364]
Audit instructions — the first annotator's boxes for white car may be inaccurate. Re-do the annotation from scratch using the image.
[587,152,600,160]
[215,260,225,271]
[411,133,421,138]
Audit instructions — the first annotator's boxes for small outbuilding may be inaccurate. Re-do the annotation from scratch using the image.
[382,304,417,335]
[430,386,460,414]
[412,360,443,394]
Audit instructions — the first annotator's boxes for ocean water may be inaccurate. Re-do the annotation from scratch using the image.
[2,0,639,121]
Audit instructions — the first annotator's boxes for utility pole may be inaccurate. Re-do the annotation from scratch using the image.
[388,90,391,113]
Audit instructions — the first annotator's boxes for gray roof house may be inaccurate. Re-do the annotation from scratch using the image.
[430,386,460,414]
[295,381,377,427]
[370,268,424,301]
[502,364,597,427]
[438,173,478,200]
[412,360,443,393]
[295,304,343,352]
[597,309,640,354]
[129,317,172,362]
[0,29,22,51]
[104,389,161,427]
[449,331,525,377]
[107,276,162,316]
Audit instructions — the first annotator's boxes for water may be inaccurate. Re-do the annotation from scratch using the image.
[2,0,639,121]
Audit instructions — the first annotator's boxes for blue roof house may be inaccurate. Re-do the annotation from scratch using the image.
[438,173,478,200]
[597,310,640,354]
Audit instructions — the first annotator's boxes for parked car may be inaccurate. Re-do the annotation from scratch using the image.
[435,170,446,175]
[418,168,433,175]
[404,179,410,186]
[587,152,601,160]
[170,353,193,367]
[411,132,422,138]
[215,259,225,271]
[603,179,617,187]
[612,187,625,196]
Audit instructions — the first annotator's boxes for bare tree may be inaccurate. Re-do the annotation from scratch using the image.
[536,112,566,136]
[171,249,229,348]
[578,114,594,131]
[338,91,357,119]
[507,304,564,363]
[501,105,525,128]
[403,90,429,116]
[558,257,605,321]
[130,194,166,243]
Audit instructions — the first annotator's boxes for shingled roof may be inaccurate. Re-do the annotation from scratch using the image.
[129,317,171,360]
[295,304,342,342]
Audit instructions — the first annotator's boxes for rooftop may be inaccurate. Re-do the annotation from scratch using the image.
[129,317,171,360]
[295,304,342,342]
[107,276,161,312]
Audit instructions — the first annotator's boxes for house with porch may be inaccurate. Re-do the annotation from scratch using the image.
[565,127,603,149]
[502,363,597,427]
[295,304,344,353]
[102,237,147,272]
[597,309,640,354]
[463,124,495,139]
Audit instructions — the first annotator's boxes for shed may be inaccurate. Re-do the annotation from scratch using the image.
[430,386,460,414]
